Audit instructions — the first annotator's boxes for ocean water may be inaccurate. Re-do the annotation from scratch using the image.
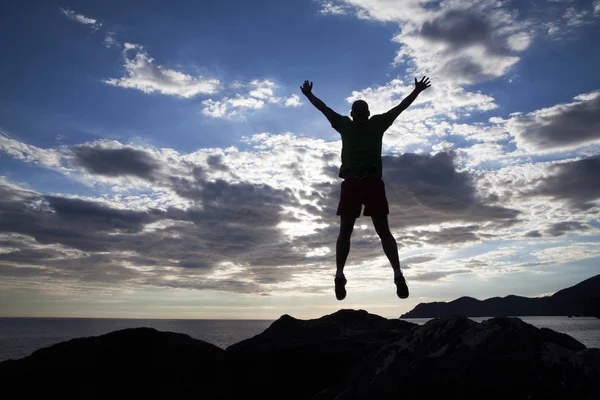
[0,318,273,362]
[0,316,598,363]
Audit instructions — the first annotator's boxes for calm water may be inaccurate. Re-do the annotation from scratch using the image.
[0,316,598,362]
[0,318,273,362]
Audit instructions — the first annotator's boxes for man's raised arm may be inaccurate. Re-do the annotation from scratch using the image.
[383,76,431,123]
[300,80,344,128]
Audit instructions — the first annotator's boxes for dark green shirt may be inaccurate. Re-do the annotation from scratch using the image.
[325,109,394,179]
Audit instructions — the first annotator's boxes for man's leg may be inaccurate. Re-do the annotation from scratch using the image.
[371,215,400,271]
[335,215,356,301]
[336,215,357,275]
[371,215,409,298]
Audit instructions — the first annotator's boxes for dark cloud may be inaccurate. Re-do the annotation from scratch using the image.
[511,92,600,150]
[417,8,520,82]
[0,188,162,252]
[411,269,471,282]
[525,230,542,238]
[441,56,492,83]
[0,252,144,284]
[0,180,37,202]
[546,221,590,237]
[530,156,600,209]
[288,152,519,269]
[178,260,212,269]
[115,177,305,276]
[0,176,307,292]
[413,226,481,245]
[401,254,437,265]
[382,152,520,228]
[0,151,521,295]
[421,10,504,53]
[0,248,62,264]
[0,264,53,279]
[206,154,230,171]
[168,176,204,200]
[71,146,160,179]
[465,260,488,268]
[45,196,158,233]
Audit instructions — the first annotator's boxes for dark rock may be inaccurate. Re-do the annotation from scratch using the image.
[226,309,415,400]
[1,310,598,400]
[314,316,600,400]
[402,273,600,318]
[0,327,227,399]
[584,296,600,318]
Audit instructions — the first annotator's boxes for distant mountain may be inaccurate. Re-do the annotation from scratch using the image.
[401,274,600,318]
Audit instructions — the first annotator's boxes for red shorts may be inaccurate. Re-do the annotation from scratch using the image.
[336,177,389,218]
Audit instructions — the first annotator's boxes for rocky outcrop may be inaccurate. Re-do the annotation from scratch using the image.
[226,309,414,400]
[314,315,599,400]
[1,310,598,400]
[401,273,600,318]
[0,327,228,399]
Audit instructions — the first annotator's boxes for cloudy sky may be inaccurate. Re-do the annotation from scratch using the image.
[1,0,599,319]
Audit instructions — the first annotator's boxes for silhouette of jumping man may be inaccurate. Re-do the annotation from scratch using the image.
[301,76,431,300]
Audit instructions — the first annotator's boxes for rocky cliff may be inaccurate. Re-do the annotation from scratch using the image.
[401,274,600,318]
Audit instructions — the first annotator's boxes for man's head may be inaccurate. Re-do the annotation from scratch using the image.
[351,100,370,121]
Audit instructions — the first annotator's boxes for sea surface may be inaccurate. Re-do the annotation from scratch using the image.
[0,316,598,362]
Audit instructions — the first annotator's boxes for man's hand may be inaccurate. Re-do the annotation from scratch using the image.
[301,80,313,96]
[383,76,432,122]
[415,76,431,92]
[301,80,331,115]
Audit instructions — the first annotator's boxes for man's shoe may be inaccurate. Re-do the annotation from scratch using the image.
[394,274,409,299]
[335,276,347,300]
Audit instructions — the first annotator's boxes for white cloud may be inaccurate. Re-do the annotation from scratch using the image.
[340,77,498,152]
[248,79,276,99]
[104,31,118,48]
[202,79,302,118]
[507,32,532,51]
[320,1,532,85]
[346,78,496,118]
[318,1,349,15]
[539,2,597,38]
[104,44,220,98]
[227,95,265,109]
[532,244,600,264]
[431,141,454,153]
[563,7,590,26]
[545,22,561,36]
[456,142,508,167]
[60,8,102,30]
[450,123,508,143]
[471,158,600,241]
[202,96,265,118]
[0,132,64,170]
[284,94,302,107]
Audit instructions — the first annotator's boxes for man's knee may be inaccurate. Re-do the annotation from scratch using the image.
[338,226,354,239]
[339,216,356,239]
[371,216,391,237]
[378,230,395,242]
